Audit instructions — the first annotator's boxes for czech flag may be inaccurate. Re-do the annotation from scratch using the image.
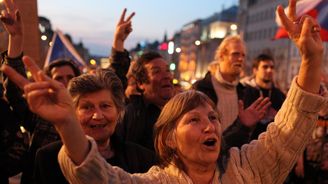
[44,30,86,68]
[274,0,328,41]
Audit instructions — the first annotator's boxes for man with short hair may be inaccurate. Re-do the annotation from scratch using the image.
[44,60,81,88]
[117,51,175,151]
[243,54,285,140]
[193,35,270,148]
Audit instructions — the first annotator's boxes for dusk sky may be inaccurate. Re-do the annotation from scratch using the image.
[38,0,238,56]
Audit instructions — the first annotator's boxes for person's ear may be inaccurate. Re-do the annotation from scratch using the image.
[253,68,257,75]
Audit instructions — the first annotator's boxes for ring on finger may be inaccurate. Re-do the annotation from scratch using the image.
[312,26,320,33]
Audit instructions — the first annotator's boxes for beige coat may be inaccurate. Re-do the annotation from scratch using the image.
[58,78,328,184]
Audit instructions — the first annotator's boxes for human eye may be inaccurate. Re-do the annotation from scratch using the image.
[209,114,218,121]
[80,104,93,111]
[188,116,200,124]
[151,67,160,75]
[100,103,112,110]
[209,112,220,122]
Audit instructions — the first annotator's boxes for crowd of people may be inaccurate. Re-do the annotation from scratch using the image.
[0,0,328,183]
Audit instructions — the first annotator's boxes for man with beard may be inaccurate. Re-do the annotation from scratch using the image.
[193,36,271,148]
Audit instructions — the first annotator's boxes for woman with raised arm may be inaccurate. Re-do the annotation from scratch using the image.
[1,0,327,183]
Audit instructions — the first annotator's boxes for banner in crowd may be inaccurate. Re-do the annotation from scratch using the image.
[274,0,328,41]
[44,30,86,68]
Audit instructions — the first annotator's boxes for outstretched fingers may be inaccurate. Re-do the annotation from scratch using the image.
[287,0,297,21]
[1,64,29,89]
[277,5,293,33]
[3,0,16,14]
[249,96,264,109]
[119,8,127,24]
[22,56,43,82]
[24,81,51,94]
[125,12,135,22]
[255,97,271,111]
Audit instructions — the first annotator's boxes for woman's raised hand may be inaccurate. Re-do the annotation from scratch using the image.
[1,56,76,127]
[0,0,22,37]
[276,0,323,59]
[113,8,135,51]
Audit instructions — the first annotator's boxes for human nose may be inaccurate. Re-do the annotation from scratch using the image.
[238,54,245,62]
[164,69,172,78]
[203,119,216,133]
[91,108,104,120]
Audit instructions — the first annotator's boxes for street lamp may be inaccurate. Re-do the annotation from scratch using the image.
[230,24,238,31]
[89,59,96,65]
[168,41,174,54]
[195,40,200,46]
[41,35,47,41]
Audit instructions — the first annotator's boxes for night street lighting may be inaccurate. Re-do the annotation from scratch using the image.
[90,59,96,65]
[230,24,238,31]
[41,35,47,41]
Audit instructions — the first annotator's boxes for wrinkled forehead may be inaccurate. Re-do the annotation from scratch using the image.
[226,41,246,53]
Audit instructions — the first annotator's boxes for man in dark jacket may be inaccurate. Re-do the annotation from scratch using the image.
[243,54,285,140]
[116,51,175,151]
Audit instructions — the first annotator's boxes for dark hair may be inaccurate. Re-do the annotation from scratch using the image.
[132,51,163,84]
[252,54,274,69]
[68,68,125,117]
[45,59,81,77]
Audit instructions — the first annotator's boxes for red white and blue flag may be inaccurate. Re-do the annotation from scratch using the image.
[44,30,86,68]
[275,0,328,41]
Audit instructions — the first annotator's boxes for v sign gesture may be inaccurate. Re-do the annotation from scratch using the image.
[1,56,89,164]
[0,0,23,57]
[276,0,323,60]
[0,0,22,37]
[277,0,323,93]
[113,8,135,51]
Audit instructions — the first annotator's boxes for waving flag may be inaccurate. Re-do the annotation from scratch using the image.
[44,30,86,67]
[274,0,328,41]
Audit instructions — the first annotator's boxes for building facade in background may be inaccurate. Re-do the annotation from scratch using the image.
[238,0,328,91]
[129,6,238,88]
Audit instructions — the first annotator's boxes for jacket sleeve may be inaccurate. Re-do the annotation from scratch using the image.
[0,98,28,177]
[226,78,328,183]
[109,48,131,90]
[58,137,163,184]
[222,118,252,150]
[1,51,36,132]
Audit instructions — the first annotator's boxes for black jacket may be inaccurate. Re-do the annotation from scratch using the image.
[243,84,286,140]
[0,97,28,184]
[116,95,161,151]
[1,52,60,184]
[34,134,157,184]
